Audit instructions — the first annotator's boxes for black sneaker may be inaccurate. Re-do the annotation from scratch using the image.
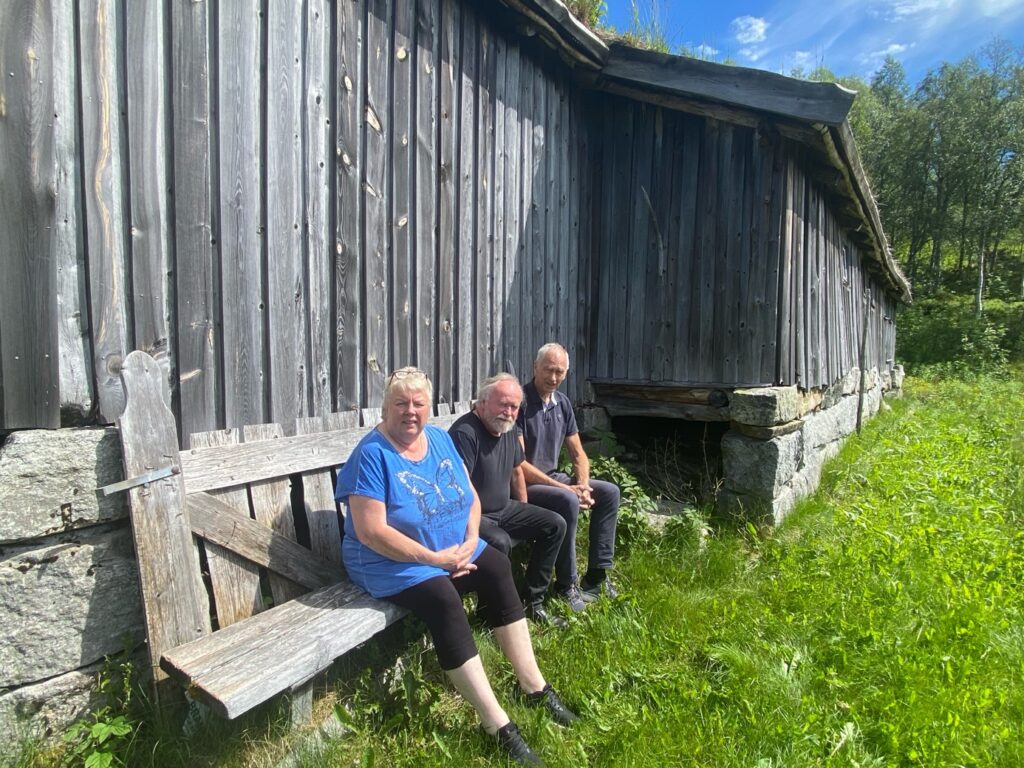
[495,721,544,766]
[553,583,588,612]
[525,601,568,629]
[580,575,619,600]
[524,684,579,727]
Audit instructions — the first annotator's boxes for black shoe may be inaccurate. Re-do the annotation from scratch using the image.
[525,601,568,629]
[495,721,544,766]
[580,574,619,600]
[524,684,579,727]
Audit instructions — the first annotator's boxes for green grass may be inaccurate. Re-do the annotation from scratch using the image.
[13,372,1023,767]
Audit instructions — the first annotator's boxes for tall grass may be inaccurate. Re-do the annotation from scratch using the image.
[12,373,1021,766]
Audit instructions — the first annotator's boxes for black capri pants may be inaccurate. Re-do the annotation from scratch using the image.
[385,545,526,670]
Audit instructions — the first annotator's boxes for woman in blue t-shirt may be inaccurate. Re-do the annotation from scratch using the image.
[336,367,576,765]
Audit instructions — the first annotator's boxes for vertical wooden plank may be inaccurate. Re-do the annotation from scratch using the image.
[530,68,547,359]
[242,423,306,604]
[217,0,264,429]
[793,163,807,388]
[568,91,586,396]
[127,0,174,407]
[759,134,784,385]
[0,0,58,429]
[593,100,615,379]
[543,77,558,346]
[673,114,699,383]
[775,155,794,385]
[414,0,438,376]
[80,0,131,423]
[118,351,211,684]
[436,0,457,399]
[555,78,570,360]
[172,0,219,442]
[336,0,364,411]
[53,0,93,419]
[626,103,653,380]
[267,0,307,431]
[294,418,344,566]
[501,42,522,376]
[694,118,719,384]
[189,429,263,628]
[727,127,750,384]
[517,55,533,375]
[457,6,477,395]
[364,0,391,406]
[490,31,506,372]
[474,22,494,384]
[392,0,414,370]
[306,0,333,414]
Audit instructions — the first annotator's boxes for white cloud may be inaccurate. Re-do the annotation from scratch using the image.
[740,46,769,63]
[731,15,769,45]
[856,42,913,73]
[688,42,720,60]
[869,0,954,21]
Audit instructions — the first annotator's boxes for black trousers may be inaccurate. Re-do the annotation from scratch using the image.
[478,500,567,605]
[385,546,525,670]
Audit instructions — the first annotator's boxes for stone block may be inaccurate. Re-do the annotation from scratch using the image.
[576,405,611,435]
[0,664,101,749]
[721,430,802,498]
[880,369,892,390]
[803,395,858,452]
[729,419,803,440]
[729,386,800,427]
[892,365,905,390]
[0,524,143,687]
[0,428,126,543]
[717,487,794,526]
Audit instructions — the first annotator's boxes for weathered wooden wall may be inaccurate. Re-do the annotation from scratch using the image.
[0,0,590,440]
[588,96,897,390]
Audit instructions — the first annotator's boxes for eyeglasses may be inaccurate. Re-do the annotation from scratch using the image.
[386,367,427,386]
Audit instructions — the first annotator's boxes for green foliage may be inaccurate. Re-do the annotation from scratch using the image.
[61,654,139,768]
[564,0,606,29]
[589,455,656,547]
[897,296,1022,375]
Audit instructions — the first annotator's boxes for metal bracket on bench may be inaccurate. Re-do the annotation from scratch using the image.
[100,465,178,496]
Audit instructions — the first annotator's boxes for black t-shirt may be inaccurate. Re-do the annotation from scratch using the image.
[449,412,523,515]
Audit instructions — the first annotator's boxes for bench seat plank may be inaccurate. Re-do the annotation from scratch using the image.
[160,581,405,719]
[186,492,345,590]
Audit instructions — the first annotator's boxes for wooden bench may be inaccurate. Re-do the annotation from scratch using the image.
[116,350,471,720]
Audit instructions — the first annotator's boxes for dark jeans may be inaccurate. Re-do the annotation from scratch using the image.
[478,500,566,605]
[526,473,619,588]
[385,546,525,670]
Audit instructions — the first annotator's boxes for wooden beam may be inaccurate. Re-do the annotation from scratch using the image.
[495,0,608,69]
[590,382,729,407]
[600,43,855,126]
[598,397,730,422]
[179,426,370,493]
[186,492,345,590]
[161,582,405,719]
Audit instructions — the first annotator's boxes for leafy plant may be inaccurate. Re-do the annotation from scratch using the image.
[564,0,606,29]
[61,654,139,768]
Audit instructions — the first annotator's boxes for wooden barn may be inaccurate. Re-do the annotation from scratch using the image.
[0,0,907,449]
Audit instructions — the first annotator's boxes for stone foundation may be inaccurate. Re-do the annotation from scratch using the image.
[719,366,902,524]
[0,428,141,751]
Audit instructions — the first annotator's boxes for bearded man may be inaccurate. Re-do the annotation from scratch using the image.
[449,373,569,627]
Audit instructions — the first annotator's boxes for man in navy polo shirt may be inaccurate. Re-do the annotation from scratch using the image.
[517,343,621,605]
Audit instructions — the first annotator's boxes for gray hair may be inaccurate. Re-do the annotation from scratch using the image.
[476,372,522,404]
[535,342,569,368]
[381,367,433,417]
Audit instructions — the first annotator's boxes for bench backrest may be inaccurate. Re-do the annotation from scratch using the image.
[117,350,472,682]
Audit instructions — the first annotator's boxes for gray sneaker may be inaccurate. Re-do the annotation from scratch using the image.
[580,575,619,600]
[553,583,588,612]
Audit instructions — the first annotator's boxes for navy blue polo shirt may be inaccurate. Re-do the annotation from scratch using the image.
[517,380,578,476]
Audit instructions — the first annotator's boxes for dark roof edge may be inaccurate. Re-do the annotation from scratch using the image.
[601,43,856,126]
[498,0,609,69]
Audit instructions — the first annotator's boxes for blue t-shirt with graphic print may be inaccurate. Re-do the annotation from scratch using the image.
[335,425,486,598]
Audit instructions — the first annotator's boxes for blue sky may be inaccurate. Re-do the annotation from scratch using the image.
[602,0,1024,85]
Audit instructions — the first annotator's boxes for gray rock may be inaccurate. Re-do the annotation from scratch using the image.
[892,365,905,390]
[880,369,892,390]
[0,663,101,751]
[821,369,858,410]
[721,430,802,498]
[576,405,611,435]
[728,386,801,427]
[0,524,143,687]
[0,428,126,543]
[803,395,858,452]
[842,367,861,396]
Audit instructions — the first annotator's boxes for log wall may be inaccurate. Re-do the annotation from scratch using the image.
[0,0,589,441]
[588,96,897,389]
